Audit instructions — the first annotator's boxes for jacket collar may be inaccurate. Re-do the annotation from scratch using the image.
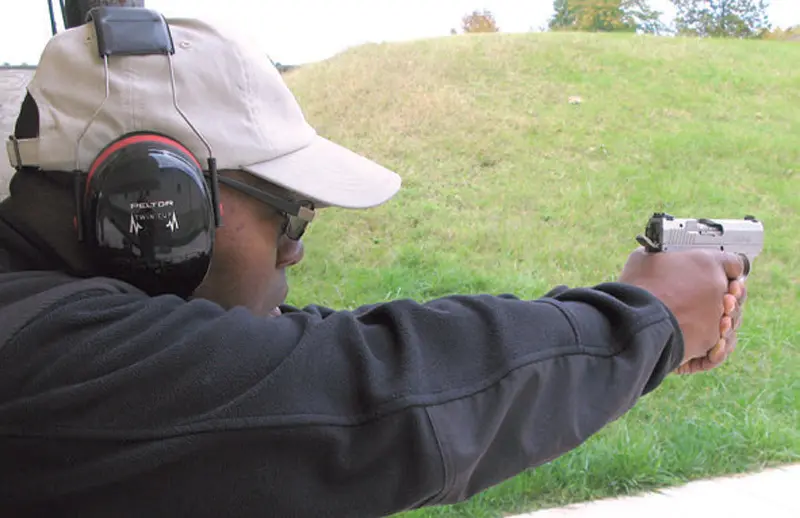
[0,170,94,277]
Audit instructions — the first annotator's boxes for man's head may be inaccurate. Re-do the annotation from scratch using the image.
[192,170,309,316]
[5,12,401,315]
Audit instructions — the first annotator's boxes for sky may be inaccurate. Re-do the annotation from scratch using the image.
[1,0,798,65]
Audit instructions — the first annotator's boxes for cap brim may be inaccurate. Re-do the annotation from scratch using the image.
[241,136,401,209]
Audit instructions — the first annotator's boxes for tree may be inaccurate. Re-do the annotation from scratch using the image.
[549,0,577,30]
[549,0,667,35]
[623,0,669,34]
[573,0,638,32]
[760,25,800,40]
[461,9,500,33]
[670,0,771,38]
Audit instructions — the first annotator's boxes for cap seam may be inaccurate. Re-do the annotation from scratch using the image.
[235,38,269,155]
[126,51,137,134]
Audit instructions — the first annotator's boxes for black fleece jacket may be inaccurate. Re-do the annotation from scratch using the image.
[0,175,684,518]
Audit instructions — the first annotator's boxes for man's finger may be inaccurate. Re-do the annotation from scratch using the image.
[729,280,743,299]
[675,332,739,375]
[722,252,745,280]
[676,357,713,374]
[720,315,732,336]
[709,338,727,364]
[726,333,738,357]
[723,294,737,315]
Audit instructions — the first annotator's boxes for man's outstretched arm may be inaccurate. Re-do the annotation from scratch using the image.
[0,278,681,517]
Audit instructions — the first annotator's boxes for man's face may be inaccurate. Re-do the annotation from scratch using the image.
[191,173,306,316]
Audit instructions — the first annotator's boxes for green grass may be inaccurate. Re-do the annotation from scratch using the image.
[281,32,799,516]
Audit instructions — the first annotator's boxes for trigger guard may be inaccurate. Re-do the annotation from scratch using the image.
[636,234,660,252]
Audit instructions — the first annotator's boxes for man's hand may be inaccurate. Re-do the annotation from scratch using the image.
[675,277,747,374]
[619,248,747,373]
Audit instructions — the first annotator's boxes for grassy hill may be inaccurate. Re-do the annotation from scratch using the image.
[282,32,799,517]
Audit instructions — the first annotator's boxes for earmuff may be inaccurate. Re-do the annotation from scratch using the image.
[61,6,224,300]
[76,132,220,299]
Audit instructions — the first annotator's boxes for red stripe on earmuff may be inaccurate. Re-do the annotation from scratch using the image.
[86,134,202,190]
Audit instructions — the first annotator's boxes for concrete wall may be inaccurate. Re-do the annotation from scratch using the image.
[0,69,34,200]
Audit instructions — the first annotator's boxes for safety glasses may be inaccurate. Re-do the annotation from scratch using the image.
[216,176,315,240]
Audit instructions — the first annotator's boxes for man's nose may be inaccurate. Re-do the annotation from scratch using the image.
[276,237,304,269]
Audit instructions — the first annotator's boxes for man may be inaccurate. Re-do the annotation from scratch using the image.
[0,11,746,518]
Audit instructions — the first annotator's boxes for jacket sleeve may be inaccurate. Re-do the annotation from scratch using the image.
[0,280,683,517]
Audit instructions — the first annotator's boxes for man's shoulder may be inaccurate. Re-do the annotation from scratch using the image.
[0,269,142,303]
[0,269,145,348]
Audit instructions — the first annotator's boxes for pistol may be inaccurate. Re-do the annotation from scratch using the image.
[636,213,764,278]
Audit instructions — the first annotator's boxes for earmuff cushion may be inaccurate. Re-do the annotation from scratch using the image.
[82,133,215,298]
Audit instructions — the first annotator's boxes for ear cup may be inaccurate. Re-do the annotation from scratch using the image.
[81,133,215,299]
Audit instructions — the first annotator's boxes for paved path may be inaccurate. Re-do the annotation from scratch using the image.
[516,463,800,518]
[0,68,34,199]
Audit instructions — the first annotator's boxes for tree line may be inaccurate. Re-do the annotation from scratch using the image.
[458,1,797,41]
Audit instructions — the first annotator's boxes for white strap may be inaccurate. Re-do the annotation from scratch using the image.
[5,137,40,169]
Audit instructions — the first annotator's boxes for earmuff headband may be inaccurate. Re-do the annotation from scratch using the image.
[88,133,202,193]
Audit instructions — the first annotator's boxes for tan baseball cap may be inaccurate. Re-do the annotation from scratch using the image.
[5,15,401,209]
